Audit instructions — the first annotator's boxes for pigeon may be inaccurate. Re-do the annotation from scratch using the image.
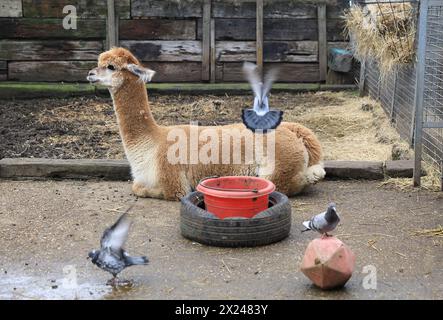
[241,62,283,133]
[302,203,340,237]
[88,204,149,285]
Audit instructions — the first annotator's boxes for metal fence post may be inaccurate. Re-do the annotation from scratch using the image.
[256,0,264,77]
[390,71,397,122]
[413,0,429,187]
[359,59,366,97]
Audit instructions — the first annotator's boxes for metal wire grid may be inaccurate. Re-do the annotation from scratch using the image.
[422,3,443,174]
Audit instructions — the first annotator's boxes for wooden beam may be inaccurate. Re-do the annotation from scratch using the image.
[210,18,216,83]
[256,0,264,76]
[201,0,211,81]
[106,0,117,49]
[413,0,429,187]
[359,59,366,97]
[317,4,327,82]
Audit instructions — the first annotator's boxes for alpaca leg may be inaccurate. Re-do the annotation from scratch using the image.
[305,163,326,184]
[132,182,164,199]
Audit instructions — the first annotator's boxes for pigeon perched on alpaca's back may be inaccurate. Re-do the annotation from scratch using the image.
[241,62,283,132]
[88,205,148,285]
[302,203,340,237]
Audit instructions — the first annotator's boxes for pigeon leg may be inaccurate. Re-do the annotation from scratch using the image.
[107,275,118,286]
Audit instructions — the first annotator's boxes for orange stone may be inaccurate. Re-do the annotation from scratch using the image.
[300,236,355,290]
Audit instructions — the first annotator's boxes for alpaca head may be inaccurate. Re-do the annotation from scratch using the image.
[87,47,156,89]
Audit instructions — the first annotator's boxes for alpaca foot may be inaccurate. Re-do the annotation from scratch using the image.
[306,164,326,184]
[132,182,164,199]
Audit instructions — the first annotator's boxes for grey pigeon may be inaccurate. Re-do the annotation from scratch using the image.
[88,205,149,285]
[241,62,283,133]
[302,203,340,237]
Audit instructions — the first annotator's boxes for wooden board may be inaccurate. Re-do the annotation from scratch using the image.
[144,62,202,82]
[318,4,327,82]
[0,18,106,39]
[0,61,6,70]
[218,62,319,82]
[216,41,318,62]
[211,0,348,19]
[119,19,196,40]
[201,0,211,81]
[0,0,22,17]
[200,18,345,41]
[120,41,202,62]
[132,0,202,18]
[0,40,103,60]
[8,61,96,82]
[22,0,130,19]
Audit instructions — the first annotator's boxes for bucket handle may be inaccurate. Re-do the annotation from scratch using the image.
[198,176,259,193]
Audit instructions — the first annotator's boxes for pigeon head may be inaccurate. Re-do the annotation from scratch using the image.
[325,203,339,223]
[88,250,100,263]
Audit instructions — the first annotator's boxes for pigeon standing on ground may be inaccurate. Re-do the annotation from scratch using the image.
[241,62,283,132]
[88,204,149,285]
[302,203,340,237]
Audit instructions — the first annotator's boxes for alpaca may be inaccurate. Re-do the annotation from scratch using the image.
[87,48,325,200]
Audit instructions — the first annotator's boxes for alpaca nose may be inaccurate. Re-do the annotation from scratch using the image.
[88,69,97,77]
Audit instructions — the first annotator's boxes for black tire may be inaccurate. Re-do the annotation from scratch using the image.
[180,191,292,247]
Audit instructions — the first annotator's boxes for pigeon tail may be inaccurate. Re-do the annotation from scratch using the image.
[242,109,283,133]
[302,220,311,230]
[126,255,149,266]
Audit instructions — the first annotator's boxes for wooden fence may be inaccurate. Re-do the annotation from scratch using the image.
[0,0,349,83]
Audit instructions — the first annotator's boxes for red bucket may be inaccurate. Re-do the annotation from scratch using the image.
[196,176,276,219]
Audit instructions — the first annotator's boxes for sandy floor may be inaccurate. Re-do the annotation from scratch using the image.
[0,179,441,300]
[0,91,410,161]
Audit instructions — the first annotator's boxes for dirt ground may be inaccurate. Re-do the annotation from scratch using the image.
[0,179,441,300]
[0,91,410,161]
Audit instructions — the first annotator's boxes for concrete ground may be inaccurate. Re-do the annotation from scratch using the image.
[0,179,441,300]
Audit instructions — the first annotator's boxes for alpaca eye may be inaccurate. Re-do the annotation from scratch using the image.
[107,65,115,71]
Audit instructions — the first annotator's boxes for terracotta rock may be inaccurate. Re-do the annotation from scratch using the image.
[300,236,355,289]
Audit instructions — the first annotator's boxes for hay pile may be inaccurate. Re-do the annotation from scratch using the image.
[344,2,417,77]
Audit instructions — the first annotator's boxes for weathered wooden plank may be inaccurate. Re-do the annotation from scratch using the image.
[120,41,202,62]
[0,0,22,17]
[132,0,202,18]
[106,0,117,49]
[219,62,319,82]
[210,19,216,83]
[8,61,96,82]
[202,18,345,41]
[216,41,318,62]
[256,0,264,76]
[211,0,348,19]
[0,74,7,81]
[119,19,196,40]
[318,4,327,81]
[144,62,202,82]
[0,18,106,39]
[22,0,130,19]
[0,40,103,60]
[0,158,131,180]
[0,61,6,70]
[202,0,211,81]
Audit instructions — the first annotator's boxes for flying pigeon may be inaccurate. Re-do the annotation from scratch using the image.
[241,62,283,133]
[88,204,149,285]
[302,203,340,237]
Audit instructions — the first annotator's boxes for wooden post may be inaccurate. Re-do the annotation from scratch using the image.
[413,0,429,187]
[359,59,366,97]
[317,4,327,82]
[106,0,117,49]
[210,18,216,83]
[256,0,264,77]
[202,0,211,81]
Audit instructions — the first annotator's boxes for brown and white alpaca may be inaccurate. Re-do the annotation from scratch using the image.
[87,48,325,200]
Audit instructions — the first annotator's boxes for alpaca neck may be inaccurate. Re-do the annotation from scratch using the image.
[111,80,159,148]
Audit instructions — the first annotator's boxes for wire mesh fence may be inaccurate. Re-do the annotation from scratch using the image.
[362,0,442,188]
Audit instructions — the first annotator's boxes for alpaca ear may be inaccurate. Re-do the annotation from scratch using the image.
[126,63,156,83]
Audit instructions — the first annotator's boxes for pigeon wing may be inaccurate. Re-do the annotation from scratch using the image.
[243,62,263,103]
[311,211,328,232]
[262,67,278,101]
[242,109,283,132]
[100,212,131,251]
